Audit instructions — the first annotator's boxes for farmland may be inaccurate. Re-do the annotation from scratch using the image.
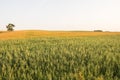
[0,30,120,39]
[0,31,120,80]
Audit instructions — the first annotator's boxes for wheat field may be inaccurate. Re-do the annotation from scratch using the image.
[0,31,120,80]
[0,30,120,39]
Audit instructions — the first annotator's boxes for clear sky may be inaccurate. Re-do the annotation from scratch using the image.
[0,0,120,31]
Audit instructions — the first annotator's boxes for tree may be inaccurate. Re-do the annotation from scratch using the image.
[6,23,15,31]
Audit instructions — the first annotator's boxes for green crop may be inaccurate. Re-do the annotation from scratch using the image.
[0,36,120,80]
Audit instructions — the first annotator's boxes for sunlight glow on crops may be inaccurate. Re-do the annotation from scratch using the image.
[0,30,120,40]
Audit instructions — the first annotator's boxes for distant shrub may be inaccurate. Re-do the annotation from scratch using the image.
[94,30,103,32]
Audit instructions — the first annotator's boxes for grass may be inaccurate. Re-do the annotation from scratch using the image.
[0,30,120,80]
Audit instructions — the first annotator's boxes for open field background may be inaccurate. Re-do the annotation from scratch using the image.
[0,31,120,80]
[0,30,120,39]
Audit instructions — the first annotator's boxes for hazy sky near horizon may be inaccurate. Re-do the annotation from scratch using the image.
[0,0,120,31]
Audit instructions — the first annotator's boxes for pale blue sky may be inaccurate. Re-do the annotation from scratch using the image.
[0,0,120,31]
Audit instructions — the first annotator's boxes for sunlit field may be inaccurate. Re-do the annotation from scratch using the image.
[0,31,120,80]
[0,30,120,39]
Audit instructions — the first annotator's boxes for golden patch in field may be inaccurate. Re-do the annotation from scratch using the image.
[0,30,120,40]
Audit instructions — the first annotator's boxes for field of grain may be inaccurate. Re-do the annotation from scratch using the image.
[0,31,120,80]
[0,30,120,39]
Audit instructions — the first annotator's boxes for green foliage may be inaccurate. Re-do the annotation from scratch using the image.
[6,23,15,31]
[0,36,120,80]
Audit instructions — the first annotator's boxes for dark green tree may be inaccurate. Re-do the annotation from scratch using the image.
[6,23,15,31]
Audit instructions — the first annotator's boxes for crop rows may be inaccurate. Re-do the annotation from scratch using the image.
[0,36,120,80]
